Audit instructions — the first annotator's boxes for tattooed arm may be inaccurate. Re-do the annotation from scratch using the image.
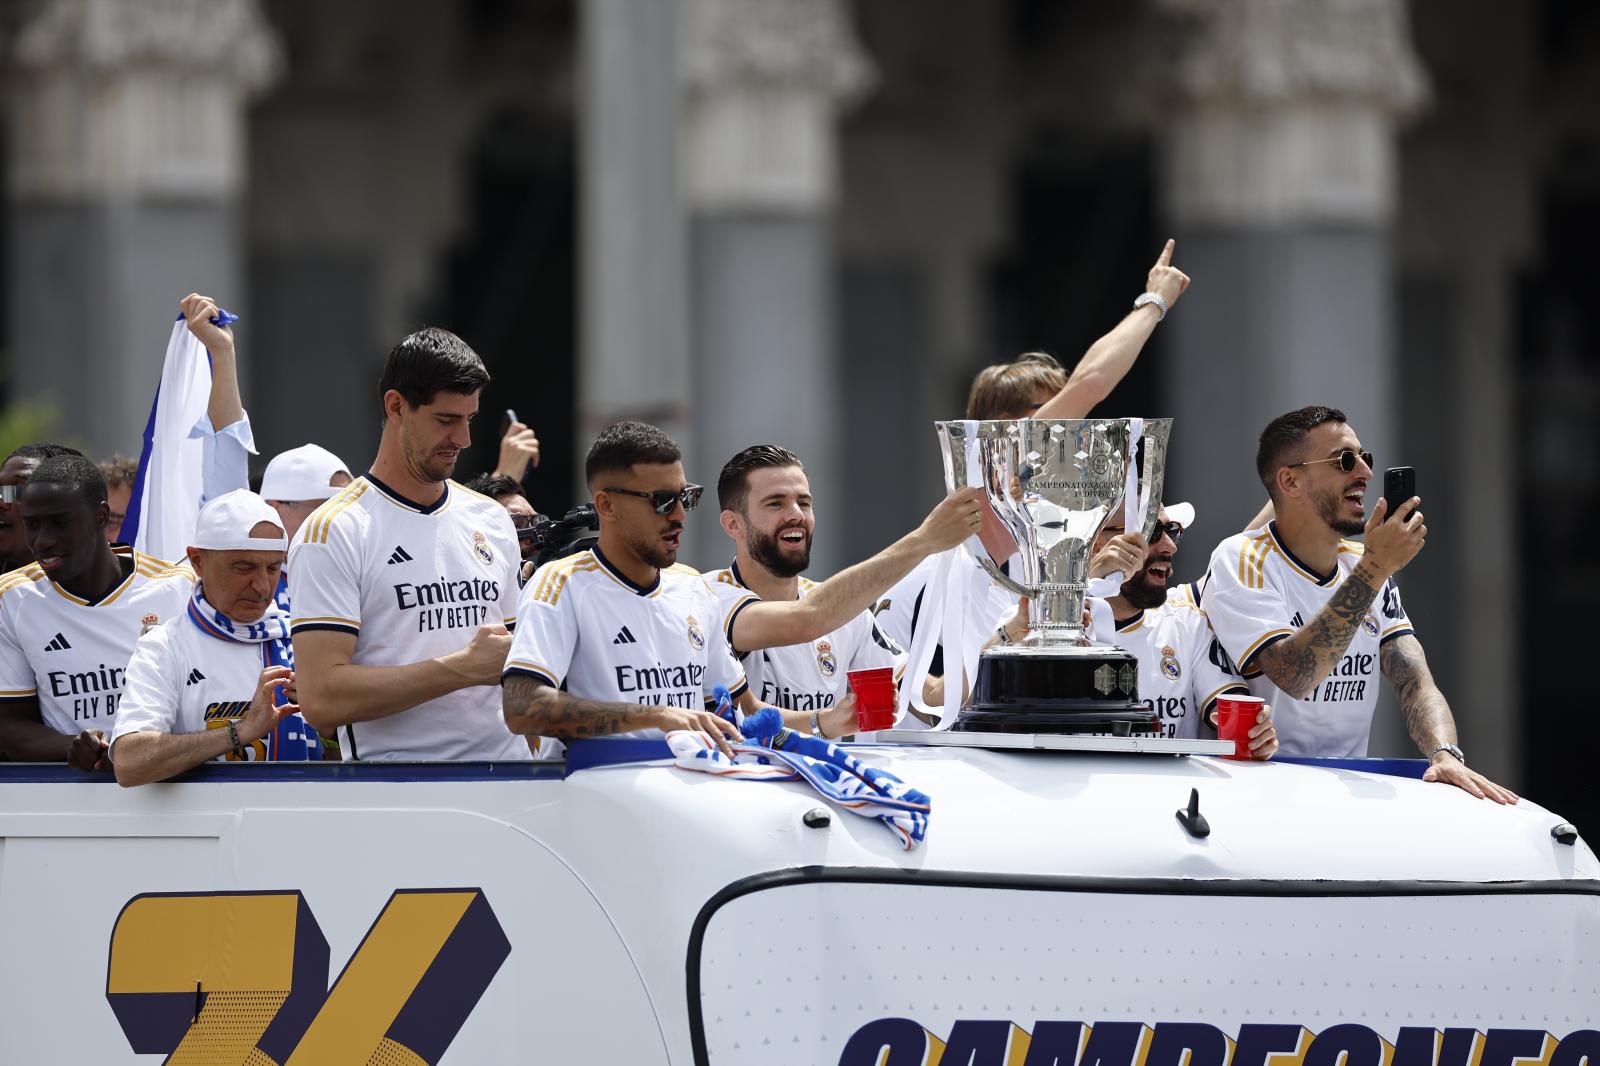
[1253,559,1384,700]
[1379,634,1519,804]
[502,675,741,755]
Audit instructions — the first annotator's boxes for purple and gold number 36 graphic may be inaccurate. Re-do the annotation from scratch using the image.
[106,888,510,1065]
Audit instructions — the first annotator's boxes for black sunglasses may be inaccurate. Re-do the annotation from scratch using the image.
[603,484,703,515]
[1288,449,1373,474]
[1149,520,1185,546]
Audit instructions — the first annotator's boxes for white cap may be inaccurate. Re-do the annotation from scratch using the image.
[1165,502,1196,529]
[260,443,350,502]
[191,490,288,552]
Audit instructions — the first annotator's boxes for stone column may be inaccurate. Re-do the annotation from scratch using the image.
[1155,0,1431,756]
[4,0,280,459]
[679,0,873,574]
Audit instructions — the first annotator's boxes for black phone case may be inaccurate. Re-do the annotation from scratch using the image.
[1384,467,1415,519]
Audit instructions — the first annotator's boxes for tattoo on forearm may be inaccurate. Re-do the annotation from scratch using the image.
[1381,635,1454,752]
[1258,565,1381,699]
[503,676,652,739]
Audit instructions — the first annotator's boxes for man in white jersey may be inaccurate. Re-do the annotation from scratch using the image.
[502,423,983,752]
[1201,405,1516,802]
[1085,504,1276,755]
[112,491,320,784]
[0,455,193,768]
[289,327,528,762]
[705,446,904,714]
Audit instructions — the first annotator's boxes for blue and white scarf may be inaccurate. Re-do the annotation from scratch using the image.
[186,585,320,761]
[667,688,931,849]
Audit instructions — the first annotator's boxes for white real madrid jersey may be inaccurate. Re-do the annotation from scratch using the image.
[1202,522,1415,758]
[1089,582,1247,739]
[111,613,313,762]
[288,474,525,761]
[504,548,749,739]
[873,549,1020,678]
[703,562,905,712]
[0,548,194,735]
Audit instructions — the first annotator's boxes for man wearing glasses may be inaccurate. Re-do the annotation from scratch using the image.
[501,421,984,754]
[1083,505,1277,757]
[1201,405,1516,802]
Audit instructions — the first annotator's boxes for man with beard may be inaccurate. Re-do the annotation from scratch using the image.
[1201,406,1516,802]
[1084,504,1276,756]
[0,443,84,573]
[704,446,903,715]
[0,454,194,767]
[288,327,528,762]
[501,423,983,752]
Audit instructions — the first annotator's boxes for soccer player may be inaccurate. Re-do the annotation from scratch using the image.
[1201,406,1516,801]
[1084,505,1277,756]
[0,455,194,768]
[705,446,903,714]
[0,443,83,572]
[288,327,528,762]
[111,491,320,785]
[501,422,983,751]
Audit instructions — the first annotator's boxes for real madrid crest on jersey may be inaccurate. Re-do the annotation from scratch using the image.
[1160,645,1181,681]
[816,640,838,678]
[1362,612,1379,637]
[472,530,494,566]
[686,615,706,651]
[140,613,161,636]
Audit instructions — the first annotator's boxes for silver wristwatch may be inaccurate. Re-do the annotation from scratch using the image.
[809,710,824,739]
[1428,743,1465,765]
[1133,291,1169,321]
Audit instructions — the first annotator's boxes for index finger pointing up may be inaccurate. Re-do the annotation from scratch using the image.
[1157,238,1175,267]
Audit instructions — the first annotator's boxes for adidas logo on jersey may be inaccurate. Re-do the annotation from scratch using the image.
[43,632,71,652]
[387,546,413,565]
[186,669,206,686]
[613,626,638,645]
[1289,612,1304,628]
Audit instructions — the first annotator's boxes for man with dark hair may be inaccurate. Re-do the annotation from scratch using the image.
[0,454,193,767]
[98,455,139,543]
[288,327,529,762]
[1,443,84,572]
[704,445,904,715]
[1201,406,1517,802]
[502,422,982,751]
[463,472,541,565]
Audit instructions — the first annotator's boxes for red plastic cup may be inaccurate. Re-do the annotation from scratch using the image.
[847,667,897,731]
[1215,693,1265,761]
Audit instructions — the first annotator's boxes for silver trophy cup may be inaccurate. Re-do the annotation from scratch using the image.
[936,417,1173,733]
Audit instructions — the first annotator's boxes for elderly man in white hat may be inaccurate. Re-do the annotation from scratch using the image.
[112,490,321,785]
[258,443,351,613]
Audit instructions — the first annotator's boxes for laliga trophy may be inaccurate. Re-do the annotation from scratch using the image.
[936,417,1173,735]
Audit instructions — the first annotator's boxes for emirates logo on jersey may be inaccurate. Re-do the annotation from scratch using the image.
[140,614,160,635]
[686,615,706,651]
[1160,645,1181,681]
[472,531,494,567]
[816,640,837,678]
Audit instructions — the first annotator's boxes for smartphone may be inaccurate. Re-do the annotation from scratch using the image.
[502,408,519,434]
[1383,467,1416,521]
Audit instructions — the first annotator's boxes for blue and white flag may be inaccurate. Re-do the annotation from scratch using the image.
[121,308,240,563]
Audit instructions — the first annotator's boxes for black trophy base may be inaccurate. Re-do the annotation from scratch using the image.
[953,645,1159,736]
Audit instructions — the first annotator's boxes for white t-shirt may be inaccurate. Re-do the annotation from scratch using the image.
[504,549,749,739]
[1090,582,1247,739]
[703,562,904,712]
[287,474,526,762]
[111,610,315,761]
[1201,522,1415,758]
[874,548,1020,682]
[0,548,194,735]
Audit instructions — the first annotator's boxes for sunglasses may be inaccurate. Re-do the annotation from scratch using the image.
[1288,449,1373,474]
[604,485,703,515]
[1149,520,1185,546]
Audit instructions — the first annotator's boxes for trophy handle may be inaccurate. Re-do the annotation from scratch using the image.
[975,553,1033,599]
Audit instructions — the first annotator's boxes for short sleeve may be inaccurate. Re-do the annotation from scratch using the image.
[846,612,905,680]
[111,627,181,751]
[288,511,363,637]
[503,560,578,688]
[1376,576,1415,644]
[0,598,37,701]
[1199,539,1297,677]
[489,510,521,630]
[873,561,931,661]
[699,585,748,704]
[702,576,759,657]
[1183,612,1247,716]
